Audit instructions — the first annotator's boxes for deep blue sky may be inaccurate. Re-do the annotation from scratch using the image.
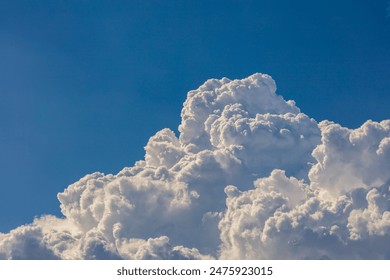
[1,0,389,232]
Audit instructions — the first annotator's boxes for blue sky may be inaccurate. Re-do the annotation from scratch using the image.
[1,0,389,232]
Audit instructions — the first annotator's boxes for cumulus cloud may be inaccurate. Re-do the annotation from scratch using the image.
[220,170,390,259]
[309,120,390,196]
[1,73,389,259]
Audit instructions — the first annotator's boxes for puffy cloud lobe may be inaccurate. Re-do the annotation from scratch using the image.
[145,128,184,169]
[179,74,299,149]
[1,73,389,259]
[220,171,390,259]
[0,216,210,260]
[348,186,390,240]
[57,168,204,255]
[115,236,212,260]
[309,120,390,195]
[207,104,320,178]
[219,170,313,259]
[0,224,59,260]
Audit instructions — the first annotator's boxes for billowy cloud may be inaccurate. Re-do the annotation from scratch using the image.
[1,73,389,259]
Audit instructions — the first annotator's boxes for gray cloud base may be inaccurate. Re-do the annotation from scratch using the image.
[1,73,389,259]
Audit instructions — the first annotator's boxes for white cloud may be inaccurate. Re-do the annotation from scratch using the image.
[1,73,389,259]
[309,120,390,196]
[348,186,390,240]
[219,170,390,259]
